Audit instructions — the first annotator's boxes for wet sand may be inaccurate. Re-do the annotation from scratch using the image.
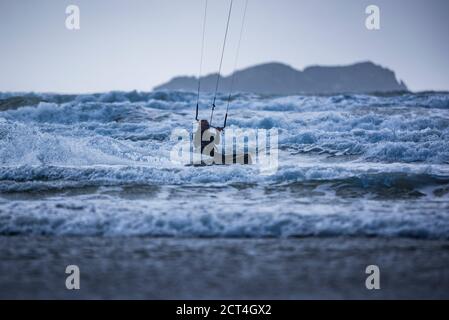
[0,236,448,299]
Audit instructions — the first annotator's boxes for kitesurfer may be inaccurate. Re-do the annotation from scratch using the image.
[194,119,252,165]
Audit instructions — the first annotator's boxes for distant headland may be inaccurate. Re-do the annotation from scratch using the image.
[154,61,408,94]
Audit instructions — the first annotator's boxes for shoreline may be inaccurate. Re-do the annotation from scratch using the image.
[1,236,448,299]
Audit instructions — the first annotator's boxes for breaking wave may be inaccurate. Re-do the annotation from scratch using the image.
[1,193,448,239]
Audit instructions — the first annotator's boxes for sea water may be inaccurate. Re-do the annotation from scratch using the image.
[0,91,448,239]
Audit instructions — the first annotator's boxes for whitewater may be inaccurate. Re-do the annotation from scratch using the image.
[0,91,448,239]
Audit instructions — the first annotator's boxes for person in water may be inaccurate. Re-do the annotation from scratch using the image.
[194,119,252,165]
[194,119,222,159]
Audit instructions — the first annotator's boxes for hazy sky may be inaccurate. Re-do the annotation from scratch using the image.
[1,0,448,93]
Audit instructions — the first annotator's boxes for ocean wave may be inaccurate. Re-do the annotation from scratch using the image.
[2,90,449,109]
[1,90,449,240]
[1,90,449,166]
[0,162,448,194]
[0,196,448,239]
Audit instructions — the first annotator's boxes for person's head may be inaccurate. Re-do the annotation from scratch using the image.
[199,119,210,132]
